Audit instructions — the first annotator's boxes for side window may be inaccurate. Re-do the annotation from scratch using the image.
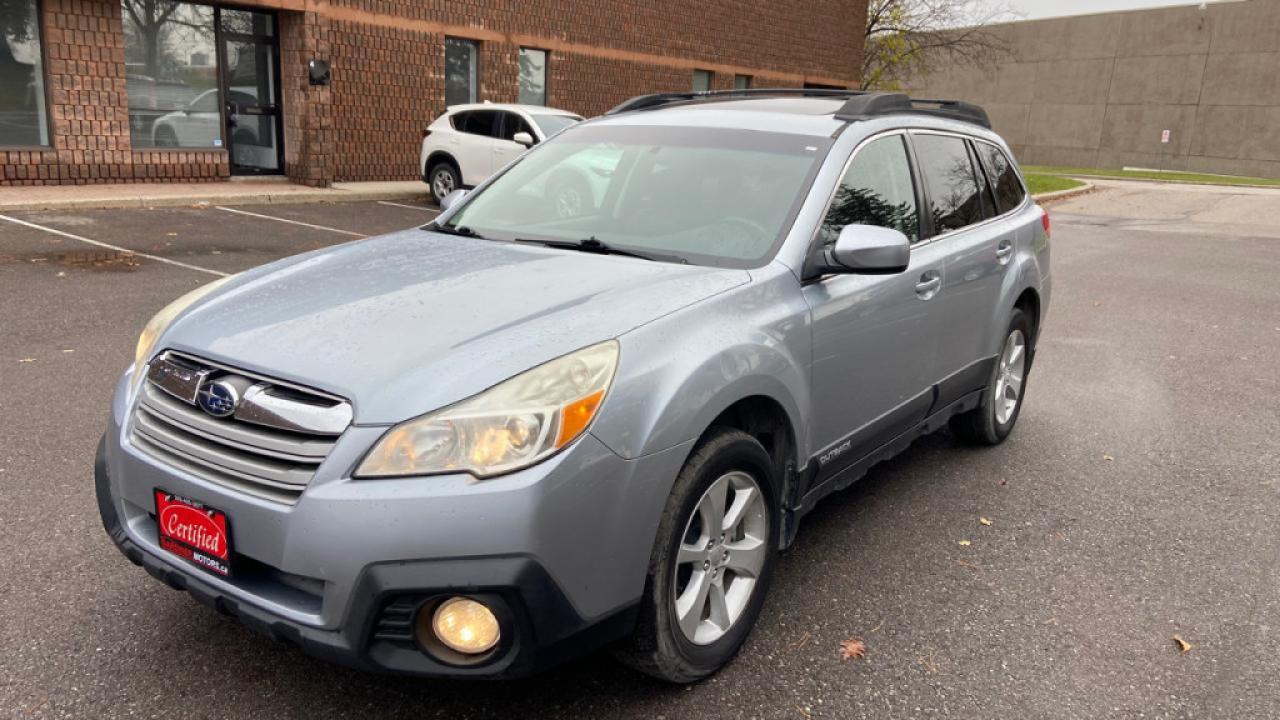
[968,141,999,221]
[820,135,920,246]
[459,110,500,138]
[499,113,535,142]
[976,142,1027,214]
[913,133,985,235]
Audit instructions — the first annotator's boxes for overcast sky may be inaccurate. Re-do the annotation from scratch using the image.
[1003,0,1231,20]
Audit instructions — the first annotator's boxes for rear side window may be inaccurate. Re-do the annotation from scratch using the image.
[820,135,920,245]
[454,110,500,137]
[976,142,1027,214]
[913,133,985,235]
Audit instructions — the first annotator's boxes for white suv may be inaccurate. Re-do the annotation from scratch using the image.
[420,103,583,205]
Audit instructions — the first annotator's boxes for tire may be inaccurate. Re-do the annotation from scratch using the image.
[548,171,593,218]
[153,126,178,148]
[427,160,461,205]
[614,427,779,683]
[951,308,1033,445]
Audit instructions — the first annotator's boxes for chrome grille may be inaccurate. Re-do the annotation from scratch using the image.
[128,352,352,504]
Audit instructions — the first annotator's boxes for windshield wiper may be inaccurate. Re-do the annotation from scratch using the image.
[430,223,486,239]
[514,236,685,264]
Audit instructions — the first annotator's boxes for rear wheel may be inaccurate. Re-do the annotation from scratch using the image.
[427,161,461,205]
[951,308,1033,445]
[614,427,778,683]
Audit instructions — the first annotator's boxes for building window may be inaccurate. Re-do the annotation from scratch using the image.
[518,47,547,106]
[445,37,479,106]
[122,0,219,148]
[0,0,50,147]
[733,75,752,90]
[692,69,713,92]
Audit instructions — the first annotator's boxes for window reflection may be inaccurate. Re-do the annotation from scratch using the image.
[122,0,219,148]
[0,0,49,146]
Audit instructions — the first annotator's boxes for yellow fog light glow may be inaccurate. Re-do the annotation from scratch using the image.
[432,597,500,654]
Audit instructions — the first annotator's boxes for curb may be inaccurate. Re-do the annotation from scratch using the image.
[0,186,432,212]
[1032,173,1280,190]
[1031,181,1095,204]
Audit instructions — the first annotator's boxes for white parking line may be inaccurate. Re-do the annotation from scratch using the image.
[0,212,228,278]
[216,206,367,237]
[377,200,438,213]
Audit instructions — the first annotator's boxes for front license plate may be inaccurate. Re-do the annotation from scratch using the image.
[154,489,232,577]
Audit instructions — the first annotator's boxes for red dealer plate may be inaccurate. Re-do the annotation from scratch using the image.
[154,489,232,577]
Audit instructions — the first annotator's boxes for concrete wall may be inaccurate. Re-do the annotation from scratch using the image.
[906,0,1280,178]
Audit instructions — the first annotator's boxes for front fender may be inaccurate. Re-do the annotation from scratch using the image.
[589,265,812,464]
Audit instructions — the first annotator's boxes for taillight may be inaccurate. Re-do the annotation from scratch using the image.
[1041,208,1051,239]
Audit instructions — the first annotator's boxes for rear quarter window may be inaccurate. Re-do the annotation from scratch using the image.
[976,142,1027,214]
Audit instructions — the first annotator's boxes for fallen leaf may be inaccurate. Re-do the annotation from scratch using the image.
[788,631,811,651]
[998,478,1008,486]
[56,271,67,277]
[839,637,866,660]
[957,539,972,547]
[61,348,75,354]
[166,232,178,236]
[979,517,993,526]
[18,358,35,363]
[794,704,813,719]
[869,618,885,633]
[1093,301,1103,307]
[1173,635,1192,653]
[1103,454,1115,461]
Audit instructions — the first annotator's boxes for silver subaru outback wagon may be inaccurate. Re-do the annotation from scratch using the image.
[96,89,1050,683]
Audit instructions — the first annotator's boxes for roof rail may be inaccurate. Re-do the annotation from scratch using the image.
[605,88,866,115]
[833,93,991,128]
[604,88,992,129]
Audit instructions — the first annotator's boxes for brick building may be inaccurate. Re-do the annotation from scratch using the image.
[0,0,866,187]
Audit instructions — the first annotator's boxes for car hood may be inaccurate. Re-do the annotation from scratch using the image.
[160,229,747,424]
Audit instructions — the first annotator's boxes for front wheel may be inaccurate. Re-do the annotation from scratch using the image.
[614,428,778,683]
[951,308,1033,445]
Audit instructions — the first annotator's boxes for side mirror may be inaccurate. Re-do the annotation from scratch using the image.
[439,188,468,212]
[826,224,910,274]
[512,131,535,147]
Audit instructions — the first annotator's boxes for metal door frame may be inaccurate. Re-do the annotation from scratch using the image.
[214,7,285,176]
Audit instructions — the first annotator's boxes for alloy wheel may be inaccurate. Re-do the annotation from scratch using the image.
[994,329,1026,425]
[672,470,769,645]
[432,168,455,201]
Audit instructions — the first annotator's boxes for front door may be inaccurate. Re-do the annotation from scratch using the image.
[217,9,283,175]
[802,133,943,484]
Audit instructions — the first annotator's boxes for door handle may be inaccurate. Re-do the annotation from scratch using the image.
[915,273,942,300]
[996,240,1014,264]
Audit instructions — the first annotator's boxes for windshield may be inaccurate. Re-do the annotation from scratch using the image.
[443,124,829,267]
[530,113,582,137]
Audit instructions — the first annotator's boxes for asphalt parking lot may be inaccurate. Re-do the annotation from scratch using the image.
[2,182,1279,719]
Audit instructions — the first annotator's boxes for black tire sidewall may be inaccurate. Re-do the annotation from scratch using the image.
[652,430,779,672]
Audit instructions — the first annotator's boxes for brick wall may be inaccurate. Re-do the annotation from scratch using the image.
[3,0,866,186]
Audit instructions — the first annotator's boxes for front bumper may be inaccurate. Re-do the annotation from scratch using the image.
[97,373,692,678]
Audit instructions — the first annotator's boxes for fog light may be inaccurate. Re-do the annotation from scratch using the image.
[430,597,500,654]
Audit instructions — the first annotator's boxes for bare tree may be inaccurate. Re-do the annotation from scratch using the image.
[861,0,1017,91]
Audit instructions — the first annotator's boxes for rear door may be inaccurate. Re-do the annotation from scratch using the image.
[803,133,948,482]
[909,132,1018,408]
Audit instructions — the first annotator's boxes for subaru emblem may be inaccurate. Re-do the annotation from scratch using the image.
[196,379,239,418]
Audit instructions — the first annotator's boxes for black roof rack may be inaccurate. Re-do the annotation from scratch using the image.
[832,93,991,128]
[605,88,991,129]
[605,88,868,115]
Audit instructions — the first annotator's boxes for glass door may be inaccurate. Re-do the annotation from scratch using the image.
[217,9,283,175]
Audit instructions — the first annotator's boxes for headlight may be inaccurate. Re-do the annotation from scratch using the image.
[356,341,619,479]
[133,276,234,379]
